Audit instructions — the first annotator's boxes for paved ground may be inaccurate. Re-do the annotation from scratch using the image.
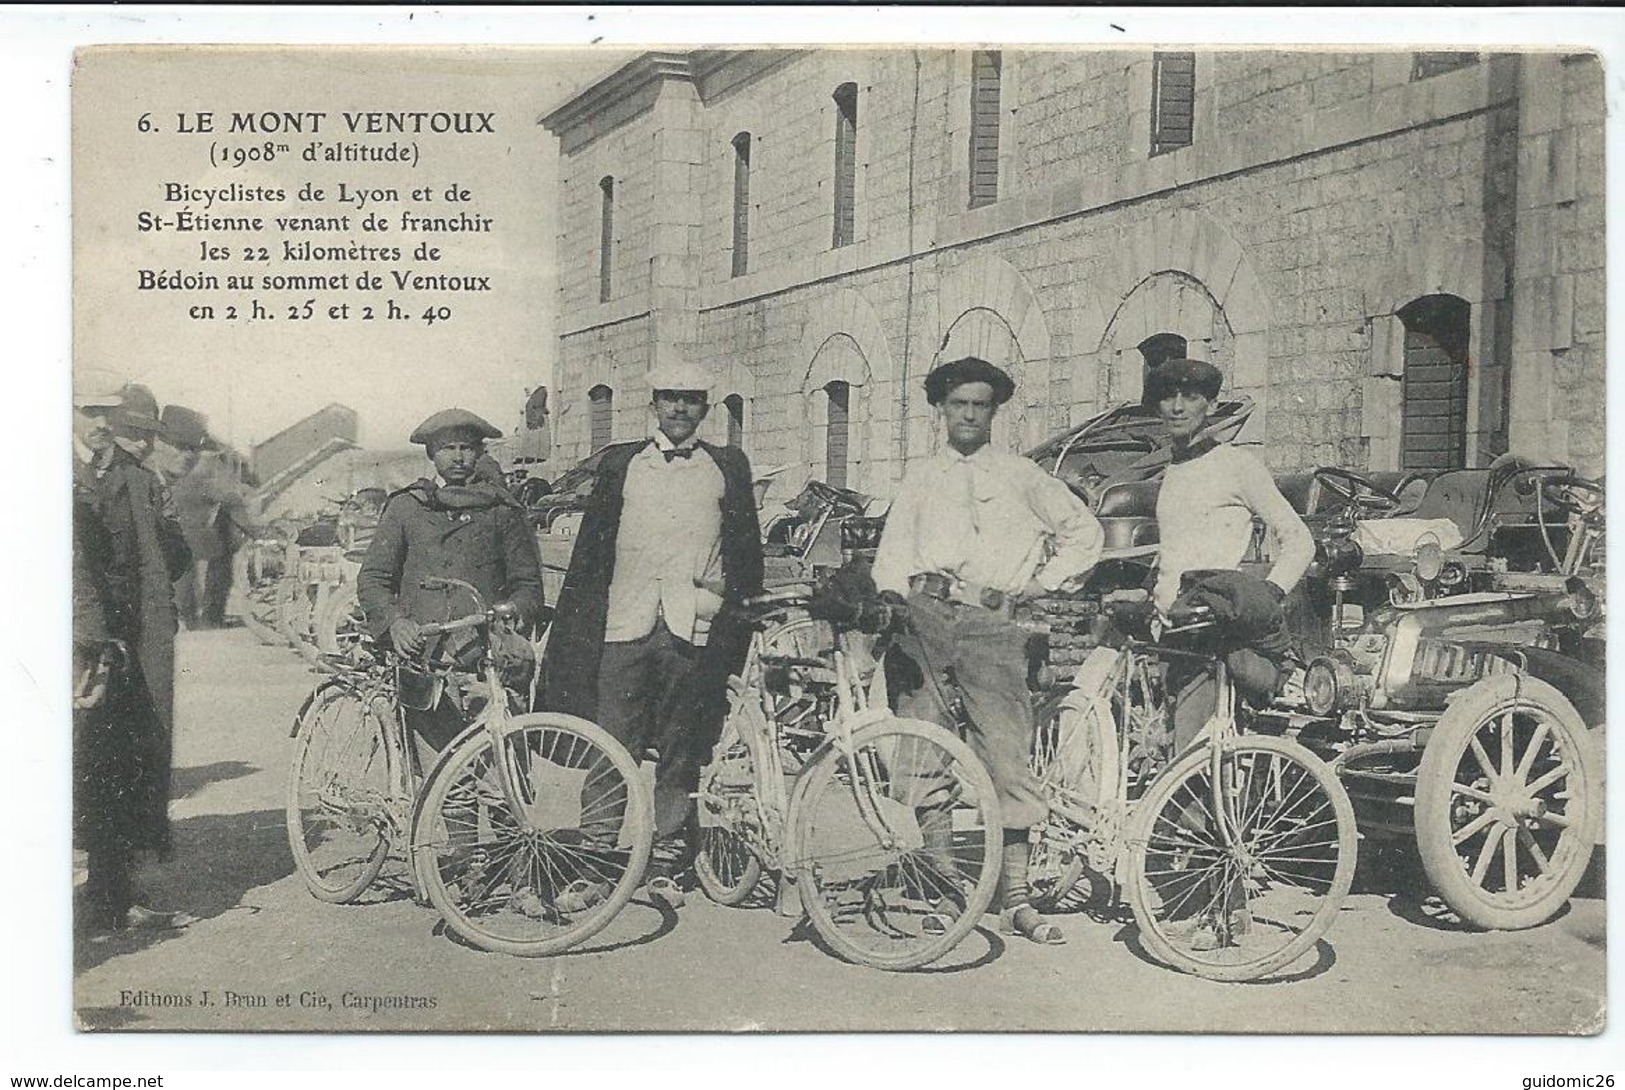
[71,628,1607,1034]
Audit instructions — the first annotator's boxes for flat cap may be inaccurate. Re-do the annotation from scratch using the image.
[73,367,127,409]
[409,408,502,445]
[1144,357,1223,405]
[110,383,164,433]
[645,351,713,394]
[923,356,1015,406]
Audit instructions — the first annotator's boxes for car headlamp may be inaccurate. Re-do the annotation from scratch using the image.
[1414,536,1443,582]
[1304,656,1356,716]
[1437,561,1467,588]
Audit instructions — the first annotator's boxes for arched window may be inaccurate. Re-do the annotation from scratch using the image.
[1138,332,1189,404]
[723,393,745,448]
[1398,295,1471,471]
[968,51,1002,208]
[731,133,752,277]
[824,381,850,488]
[588,384,614,450]
[832,83,858,248]
[598,176,614,303]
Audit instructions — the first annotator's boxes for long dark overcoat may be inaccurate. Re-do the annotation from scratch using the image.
[79,449,191,856]
[538,439,764,757]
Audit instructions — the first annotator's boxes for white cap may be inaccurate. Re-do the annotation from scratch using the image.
[645,350,713,395]
[73,367,127,408]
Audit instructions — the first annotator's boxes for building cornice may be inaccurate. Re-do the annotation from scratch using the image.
[539,51,702,136]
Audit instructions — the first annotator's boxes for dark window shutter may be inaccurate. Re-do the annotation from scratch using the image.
[1412,52,1479,81]
[598,176,614,303]
[724,394,745,449]
[1151,52,1196,157]
[968,50,1002,208]
[832,83,858,248]
[589,385,614,450]
[1398,295,1471,471]
[825,381,850,489]
[731,133,751,278]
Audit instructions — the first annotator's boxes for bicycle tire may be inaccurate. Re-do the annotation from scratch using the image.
[410,712,654,957]
[1029,661,1122,910]
[793,717,1002,971]
[1123,734,1357,982]
[694,703,769,906]
[286,684,393,903]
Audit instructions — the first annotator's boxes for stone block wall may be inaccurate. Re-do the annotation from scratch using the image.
[548,49,1606,482]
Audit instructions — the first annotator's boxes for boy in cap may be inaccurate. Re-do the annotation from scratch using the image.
[357,409,544,762]
[1149,358,1314,951]
[540,354,763,907]
[872,355,1104,945]
[1149,358,1314,746]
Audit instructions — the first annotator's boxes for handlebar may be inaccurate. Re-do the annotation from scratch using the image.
[742,586,814,612]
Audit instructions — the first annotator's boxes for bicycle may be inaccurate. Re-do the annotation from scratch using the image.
[694,586,1004,970]
[286,577,654,957]
[1029,595,1359,981]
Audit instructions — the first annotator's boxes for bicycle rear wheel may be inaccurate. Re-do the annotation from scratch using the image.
[1029,670,1121,910]
[792,717,1001,971]
[1123,734,1357,981]
[286,684,393,903]
[411,713,653,957]
[694,705,768,906]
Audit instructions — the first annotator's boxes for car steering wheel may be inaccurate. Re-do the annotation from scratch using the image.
[1541,474,1605,518]
[1313,467,1402,514]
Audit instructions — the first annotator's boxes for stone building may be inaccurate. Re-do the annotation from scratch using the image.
[539,48,1606,492]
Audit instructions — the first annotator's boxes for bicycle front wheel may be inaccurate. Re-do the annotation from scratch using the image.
[411,713,653,957]
[792,717,1001,971]
[286,684,393,903]
[1123,734,1357,981]
[1029,675,1121,910]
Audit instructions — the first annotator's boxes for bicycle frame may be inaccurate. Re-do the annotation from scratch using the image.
[1040,624,1248,888]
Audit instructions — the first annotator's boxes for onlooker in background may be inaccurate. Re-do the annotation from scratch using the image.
[74,378,194,933]
[166,407,255,630]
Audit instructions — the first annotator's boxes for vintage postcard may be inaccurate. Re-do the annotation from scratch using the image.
[57,20,1610,1053]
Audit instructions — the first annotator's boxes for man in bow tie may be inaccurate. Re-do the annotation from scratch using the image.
[872,356,1104,946]
[540,356,764,905]
[357,408,544,762]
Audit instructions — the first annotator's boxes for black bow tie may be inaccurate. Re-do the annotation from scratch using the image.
[662,447,696,462]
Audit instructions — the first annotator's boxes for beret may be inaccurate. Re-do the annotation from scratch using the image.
[409,408,502,445]
[923,356,1015,406]
[1143,357,1223,405]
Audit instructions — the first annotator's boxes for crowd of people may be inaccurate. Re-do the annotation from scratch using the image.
[74,349,1310,948]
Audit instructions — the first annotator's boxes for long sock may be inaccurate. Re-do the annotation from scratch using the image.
[1000,831,1030,912]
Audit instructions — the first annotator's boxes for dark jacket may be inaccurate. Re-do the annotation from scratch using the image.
[91,445,191,732]
[78,448,187,857]
[171,453,252,561]
[539,439,763,738]
[356,479,544,638]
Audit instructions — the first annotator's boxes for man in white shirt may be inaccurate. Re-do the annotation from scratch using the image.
[1150,358,1314,751]
[873,356,1104,945]
[540,357,764,906]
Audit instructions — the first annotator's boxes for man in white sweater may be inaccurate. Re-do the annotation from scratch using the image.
[1150,358,1314,748]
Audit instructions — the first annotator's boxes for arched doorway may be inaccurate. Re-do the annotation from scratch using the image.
[1397,294,1471,471]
